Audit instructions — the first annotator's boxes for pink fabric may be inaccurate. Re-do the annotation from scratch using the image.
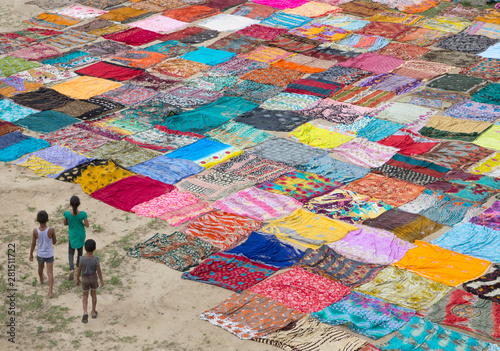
[334,138,400,168]
[249,267,351,313]
[159,201,213,226]
[214,187,302,220]
[338,53,404,74]
[128,15,188,33]
[251,0,309,9]
[131,189,199,218]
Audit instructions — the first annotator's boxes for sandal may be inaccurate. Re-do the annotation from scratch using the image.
[68,271,74,281]
[92,311,98,319]
[82,314,88,323]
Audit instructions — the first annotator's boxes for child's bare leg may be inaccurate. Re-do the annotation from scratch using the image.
[90,290,97,317]
[38,263,44,284]
[82,291,89,315]
[46,262,54,298]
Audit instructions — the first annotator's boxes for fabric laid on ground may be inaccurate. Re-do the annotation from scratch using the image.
[0,132,50,162]
[224,81,283,104]
[304,189,392,224]
[84,140,158,168]
[330,84,397,108]
[333,137,400,168]
[183,210,261,250]
[207,33,263,54]
[355,266,451,310]
[470,200,500,230]
[377,129,438,156]
[204,120,273,149]
[249,267,350,313]
[298,245,386,288]
[288,122,355,149]
[234,108,311,132]
[0,56,41,77]
[297,155,370,184]
[356,73,422,95]
[181,252,278,292]
[467,21,500,40]
[90,175,174,212]
[75,113,150,138]
[474,125,500,151]
[125,127,202,153]
[42,30,98,49]
[128,72,178,91]
[0,120,21,136]
[143,40,196,58]
[154,58,210,79]
[240,66,304,87]
[199,290,305,339]
[309,66,371,86]
[472,83,500,105]
[197,14,260,31]
[363,209,443,243]
[181,47,236,66]
[463,265,500,304]
[75,61,144,81]
[51,76,122,99]
[299,99,372,124]
[417,289,500,341]
[436,32,499,54]
[423,49,482,68]
[80,40,131,57]
[399,189,484,226]
[284,78,344,97]
[11,63,76,83]
[444,100,500,122]
[398,88,469,110]
[9,43,60,61]
[42,51,100,69]
[377,316,491,351]
[373,41,430,60]
[338,53,404,74]
[158,86,223,108]
[110,50,166,69]
[253,315,368,351]
[260,208,358,249]
[103,27,164,46]
[468,152,500,177]
[11,87,74,111]
[120,99,179,125]
[129,231,218,271]
[460,58,500,83]
[372,153,451,186]
[40,126,112,153]
[24,12,82,30]
[368,102,437,127]
[226,231,304,268]
[391,60,453,81]
[129,156,203,184]
[260,92,321,111]
[257,170,343,203]
[260,12,311,29]
[214,186,302,220]
[312,291,414,339]
[14,111,79,133]
[431,222,500,262]
[165,138,234,165]
[248,138,328,167]
[97,84,158,106]
[394,240,491,287]
[127,14,187,32]
[230,2,276,20]
[0,99,38,122]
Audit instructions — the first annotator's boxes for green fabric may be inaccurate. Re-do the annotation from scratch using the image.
[474,125,500,151]
[64,210,87,249]
[0,56,40,77]
[427,74,487,93]
[419,126,486,142]
[472,83,500,105]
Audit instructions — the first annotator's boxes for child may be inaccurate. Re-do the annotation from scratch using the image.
[76,239,104,323]
[64,195,89,281]
[29,211,57,298]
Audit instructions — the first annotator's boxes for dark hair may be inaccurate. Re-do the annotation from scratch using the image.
[85,239,96,252]
[70,196,80,214]
[37,211,48,224]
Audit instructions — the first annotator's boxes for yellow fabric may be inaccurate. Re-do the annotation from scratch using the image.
[419,16,472,33]
[473,125,500,152]
[283,1,341,17]
[367,11,423,25]
[468,152,500,175]
[393,240,491,287]
[289,122,356,149]
[51,76,122,99]
[17,155,65,177]
[424,115,492,134]
[75,160,134,195]
[476,10,500,25]
[0,81,43,97]
[200,150,244,169]
[261,208,358,249]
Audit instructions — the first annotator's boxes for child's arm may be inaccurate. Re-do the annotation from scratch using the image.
[48,228,57,245]
[29,229,37,262]
[76,261,82,286]
[63,217,68,226]
[96,263,104,288]
[83,218,89,227]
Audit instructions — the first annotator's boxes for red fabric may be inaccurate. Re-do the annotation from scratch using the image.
[204,0,246,10]
[378,131,438,156]
[160,26,205,41]
[284,78,344,97]
[91,175,175,212]
[302,49,350,63]
[103,28,164,46]
[75,61,144,81]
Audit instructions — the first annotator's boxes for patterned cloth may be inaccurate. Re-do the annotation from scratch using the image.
[9,43,60,61]
[299,99,372,124]
[205,121,272,149]
[181,252,278,292]
[460,58,500,83]
[198,14,260,31]
[249,267,351,313]
[130,155,202,184]
[261,208,358,249]
[298,245,385,288]
[289,122,355,149]
[40,126,112,153]
[103,28,164,46]
[14,111,79,133]
[97,84,158,106]
[111,50,167,69]
[472,83,500,105]
[11,87,74,111]
[373,42,430,60]
[129,232,217,271]
[84,139,158,168]
[260,12,311,29]
[331,85,396,108]
[237,24,287,40]
[0,56,41,77]
[419,16,472,34]
[297,155,370,184]
[234,107,311,131]
[230,2,277,20]
[24,12,82,30]
[398,88,469,109]
[445,100,500,122]
[260,92,321,110]
[357,73,421,95]
[436,32,499,54]
[144,40,196,57]
[470,200,500,230]
[395,26,447,47]
[0,132,50,162]
[128,14,187,32]
[207,33,263,54]
[43,51,100,69]
[153,58,209,78]
[378,129,438,156]
[423,49,481,68]
[312,291,414,339]
[474,125,500,152]
[463,266,500,304]
[333,137,400,168]
[181,47,236,66]
[80,40,131,57]
[199,290,305,339]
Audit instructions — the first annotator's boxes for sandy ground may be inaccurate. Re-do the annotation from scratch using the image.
[1,0,500,351]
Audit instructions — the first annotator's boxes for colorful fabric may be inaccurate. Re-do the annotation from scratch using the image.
[111,50,167,69]
[0,133,50,162]
[87,23,130,36]
[357,73,422,95]
[230,3,277,20]
[0,120,21,136]
[234,107,311,132]
[103,27,164,46]
[339,0,390,17]
[181,252,278,292]
[42,51,99,69]
[436,32,499,55]
[392,60,452,81]
[10,87,73,111]
[163,5,220,22]
[97,84,158,106]
[124,124,200,151]
[363,209,443,243]
[338,53,403,76]
[237,24,287,40]
[257,170,343,203]
[183,210,261,250]
[224,81,283,104]
[131,189,203,218]
[207,33,263,54]
[395,26,447,47]
[84,140,157,168]
[261,208,358,249]
[297,154,370,184]
[298,245,385,288]
[288,22,347,43]
[42,29,98,49]
[75,61,144,81]
[260,92,321,110]
[378,316,491,351]
[0,56,41,77]
[226,231,304,268]
[9,43,60,61]
[239,45,294,64]
[51,76,122,100]
[463,266,500,304]
[80,40,131,57]
[330,34,390,52]
[153,58,209,78]
[420,16,472,33]
[40,126,112,153]
[356,21,410,39]
[304,189,392,224]
[309,66,371,86]
[330,85,397,108]
[0,77,43,98]
[260,12,311,29]
[127,72,178,91]
[97,6,148,23]
[423,49,481,68]
[129,232,217,272]
[249,267,350,313]
[312,291,414,339]
[466,21,500,39]
[284,1,341,17]
[128,14,187,32]
[159,200,213,226]
[444,100,500,123]
[473,83,500,105]
[24,12,82,30]
[143,40,196,57]
[214,187,301,220]
[204,121,273,149]
[284,78,343,97]
[14,111,79,133]
[199,290,305,339]
[470,200,500,230]
[130,156,203,184]
[299,99,372,124]
[431,222,500,262]
[460,58,500,83]
[378,129,438,156]
[74,112,142,139]
[289,122,355,149]
[333,137,400,168]
[374,42,430,60]
[398,88,469,109]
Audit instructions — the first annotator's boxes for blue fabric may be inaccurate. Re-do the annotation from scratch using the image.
[356,118,403,142]
[0,131,30,150]
[431,222,500,262]
[261,12,311,29]
[0,137,50,162]
[379,316,490,351]
[181,46,236,66]
[297,155,370,184]
[15,111,79,133]
[165,138,231,163]
[130,156,203,184]
[0,99,38,122]
[226,231,304,268]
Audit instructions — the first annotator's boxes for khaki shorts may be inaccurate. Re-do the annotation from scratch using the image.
[82,273,98,292]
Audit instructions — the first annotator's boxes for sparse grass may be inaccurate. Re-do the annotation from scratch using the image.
[27,206,36,212]
[92,223,104,233]
[110,276,122,287]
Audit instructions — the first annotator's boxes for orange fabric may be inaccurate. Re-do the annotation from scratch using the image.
[476,10,500,25]
[399,0,441,14]
[51,76,122,99]
[163,5,221,22]
[271,60,325,73]
[98,7,148,22]
[393,241,491,287]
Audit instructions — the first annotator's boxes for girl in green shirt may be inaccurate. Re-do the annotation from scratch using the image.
[64,196,89,280]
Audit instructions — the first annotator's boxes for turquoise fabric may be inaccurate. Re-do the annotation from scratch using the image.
[15,111,79,133]
[181,46,236,66]
[166,138,231,162]
[0,137,50,162]
[356,118,403,142]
